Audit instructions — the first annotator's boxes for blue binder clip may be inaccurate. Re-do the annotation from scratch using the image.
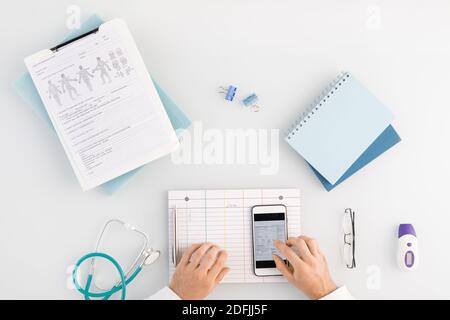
[218,85,237,101]
[242,93,260,112]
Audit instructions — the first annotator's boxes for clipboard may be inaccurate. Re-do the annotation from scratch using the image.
[51,28,99,52]
[24,19,180,191]
[14,15,191,194]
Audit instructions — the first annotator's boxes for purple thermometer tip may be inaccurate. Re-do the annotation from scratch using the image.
[398,224,416,238]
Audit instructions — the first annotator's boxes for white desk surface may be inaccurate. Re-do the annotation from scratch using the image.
[1,0,449,299]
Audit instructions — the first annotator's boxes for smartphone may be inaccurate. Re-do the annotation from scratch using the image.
[251,204,288,276]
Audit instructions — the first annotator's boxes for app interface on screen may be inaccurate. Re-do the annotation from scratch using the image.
[254,212,286,267]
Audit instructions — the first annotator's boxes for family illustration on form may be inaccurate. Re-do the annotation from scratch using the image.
[47,48,133,107]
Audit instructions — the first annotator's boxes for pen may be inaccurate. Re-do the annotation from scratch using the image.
[172,206,178,266]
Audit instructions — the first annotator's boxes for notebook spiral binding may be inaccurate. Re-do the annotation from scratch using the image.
[286,72,350,140]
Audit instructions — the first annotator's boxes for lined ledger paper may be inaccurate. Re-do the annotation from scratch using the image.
[168,189,301,283]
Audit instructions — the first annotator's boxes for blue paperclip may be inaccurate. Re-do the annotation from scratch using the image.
[242,93,258,107]
[242,94,260,112]
[218,85,237,101]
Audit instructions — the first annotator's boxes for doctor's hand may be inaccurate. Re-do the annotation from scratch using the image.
[170,243,230,300]
[273,236,337,300]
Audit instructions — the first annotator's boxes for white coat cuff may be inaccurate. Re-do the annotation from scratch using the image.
[147,286,181,300]
[320,286,354,300]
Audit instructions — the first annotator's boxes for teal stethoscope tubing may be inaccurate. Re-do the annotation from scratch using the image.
[72,252,142,300]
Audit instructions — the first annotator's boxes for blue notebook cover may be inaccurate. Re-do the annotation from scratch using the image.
[285,72,394,185]
[310,125,401,191]
[13,15,191,194]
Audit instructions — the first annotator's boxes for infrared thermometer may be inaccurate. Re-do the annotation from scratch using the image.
[397,224,419,271]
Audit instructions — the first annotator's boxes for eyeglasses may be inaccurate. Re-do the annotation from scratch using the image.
[342,208,356,269]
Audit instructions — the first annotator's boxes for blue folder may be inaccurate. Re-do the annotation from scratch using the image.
[13,15,191,194]
[310,125,401,191]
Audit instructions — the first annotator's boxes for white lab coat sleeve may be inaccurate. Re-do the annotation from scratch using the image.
[146,285,354,300]
[147,286,181,300]
[319,286,354,300]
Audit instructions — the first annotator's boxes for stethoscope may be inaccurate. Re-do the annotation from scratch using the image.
[72,219,161,300]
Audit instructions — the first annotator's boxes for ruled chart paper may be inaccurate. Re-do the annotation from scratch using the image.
[168,189,301,283]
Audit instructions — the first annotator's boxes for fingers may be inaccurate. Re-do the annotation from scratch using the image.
[274,240,303,267]
[178,243,202,267]
[188,243,216,269]
[208,250,228,279]
[287,237,313,262]
[272,253,294,282]
[198,246,220,271]
[215,267,230,284]
[298,236,321,256]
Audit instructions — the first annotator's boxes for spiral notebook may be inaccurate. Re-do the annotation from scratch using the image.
[285,72,398,189]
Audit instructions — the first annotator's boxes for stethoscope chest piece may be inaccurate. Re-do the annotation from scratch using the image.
[143,249,161,266]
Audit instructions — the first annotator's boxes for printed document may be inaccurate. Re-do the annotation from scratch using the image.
[25,19,179,190]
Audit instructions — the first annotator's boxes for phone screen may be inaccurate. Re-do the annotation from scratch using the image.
[254,212,287,268]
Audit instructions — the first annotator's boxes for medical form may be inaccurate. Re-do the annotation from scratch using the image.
[25,19,179,190]
[168,189,301,283]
